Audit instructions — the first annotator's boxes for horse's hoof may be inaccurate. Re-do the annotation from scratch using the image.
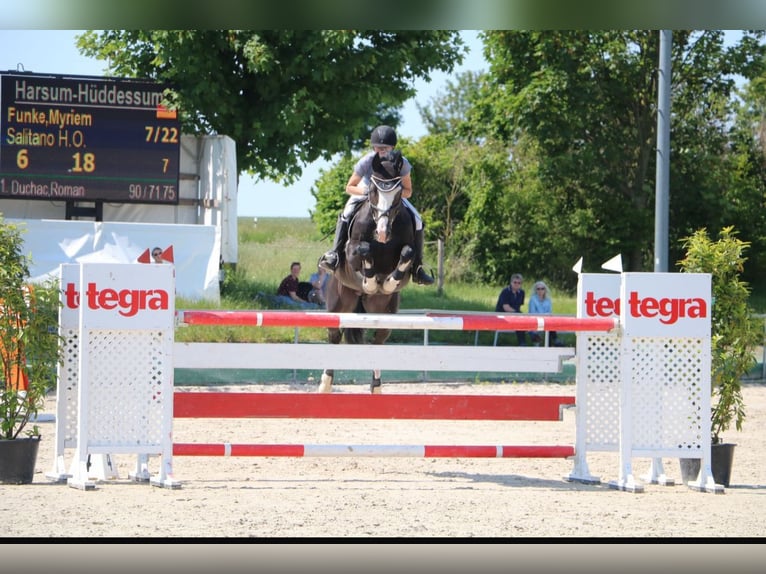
[381,278,399,294]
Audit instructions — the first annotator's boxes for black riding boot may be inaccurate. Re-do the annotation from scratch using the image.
[412,228,434,285]
[318,215,349,272]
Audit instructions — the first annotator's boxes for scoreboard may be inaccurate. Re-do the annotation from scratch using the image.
[0,72,180,205]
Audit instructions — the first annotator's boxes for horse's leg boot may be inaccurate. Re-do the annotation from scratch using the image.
[412,228,434,285]
[318,215,349,272]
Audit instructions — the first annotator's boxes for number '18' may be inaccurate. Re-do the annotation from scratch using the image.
[71,152,95,173]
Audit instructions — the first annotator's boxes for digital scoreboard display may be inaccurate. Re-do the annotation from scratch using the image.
[0,72,180,205]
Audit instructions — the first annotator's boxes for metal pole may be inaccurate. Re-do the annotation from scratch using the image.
[437,237,444,295]
[648,30,673,487]
[654,30,672,272]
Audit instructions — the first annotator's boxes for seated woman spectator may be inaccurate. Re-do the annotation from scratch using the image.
[275,262,319,309]
[528,280,558,346]
[307,264,330,308]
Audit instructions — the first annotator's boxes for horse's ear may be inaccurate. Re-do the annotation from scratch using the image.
[389,150,403,175]
[372,152,384,173]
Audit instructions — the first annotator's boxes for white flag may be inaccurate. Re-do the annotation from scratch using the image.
[601,254,623,273]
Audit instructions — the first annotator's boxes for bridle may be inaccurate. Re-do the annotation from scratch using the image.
[368,175,403,221]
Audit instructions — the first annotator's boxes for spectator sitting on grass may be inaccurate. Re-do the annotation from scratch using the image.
[495,273,527,346]
[528,280,558,346]
[308,264,330,308]
[274,262,319,309]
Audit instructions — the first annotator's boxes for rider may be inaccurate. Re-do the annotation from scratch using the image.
[318,125,434,286]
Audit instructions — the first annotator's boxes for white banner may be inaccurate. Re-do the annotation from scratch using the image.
[620,272,711,337]
[13,218,220,302]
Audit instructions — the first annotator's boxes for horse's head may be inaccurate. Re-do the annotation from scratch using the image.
[368,151,404,243]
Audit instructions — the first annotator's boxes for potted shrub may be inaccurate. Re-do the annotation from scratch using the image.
[676,226,763,486]
[0,215,62,484]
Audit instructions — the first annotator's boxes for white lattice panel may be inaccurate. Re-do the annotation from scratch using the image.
[84,329,169,448]
[60,328,80,446]
[629,336,707,456]
[581,333,621,451]
[59,262,178,489]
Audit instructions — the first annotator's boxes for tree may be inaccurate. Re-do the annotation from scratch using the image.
[417,70,485,136]
[723,77,766,287]
[310,154,358,236]
[77,30,465,184]
[677,227,763,443]
[472,30,766,278]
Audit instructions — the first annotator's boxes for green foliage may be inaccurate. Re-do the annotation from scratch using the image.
[308,31,766,293]
[677,226,764,443]
[722,79,766,288]
[0,215,62,440]
[78,29,766,297]
[417,70,486,136]
[76,30,465,184]
[310,155,358,236]
[470,30,766,283]
[406,133,475,245]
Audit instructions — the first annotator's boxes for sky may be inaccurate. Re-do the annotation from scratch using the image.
[0,29,487,218]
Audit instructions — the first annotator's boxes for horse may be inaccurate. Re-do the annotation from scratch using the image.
[317,152,416,394]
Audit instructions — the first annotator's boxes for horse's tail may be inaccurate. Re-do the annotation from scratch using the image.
[343,298,365,344]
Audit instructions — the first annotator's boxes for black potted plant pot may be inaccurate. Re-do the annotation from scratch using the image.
[0,436,41,485]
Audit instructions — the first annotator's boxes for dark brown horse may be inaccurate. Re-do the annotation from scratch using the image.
[318,152,415,394]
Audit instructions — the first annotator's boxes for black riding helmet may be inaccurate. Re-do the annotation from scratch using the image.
[371,125,397,147]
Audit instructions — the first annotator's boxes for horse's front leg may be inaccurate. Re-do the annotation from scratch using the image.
[371,370,382,394]
[381,245,414,294]
[357,242,379,294]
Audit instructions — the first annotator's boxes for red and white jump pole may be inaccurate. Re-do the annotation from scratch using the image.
[178,309,619,332]
[173,443,575,458]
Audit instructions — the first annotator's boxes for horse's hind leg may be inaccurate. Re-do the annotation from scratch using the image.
[318,369,334,393]
[318,326,343,393]
[371,370,382,394]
